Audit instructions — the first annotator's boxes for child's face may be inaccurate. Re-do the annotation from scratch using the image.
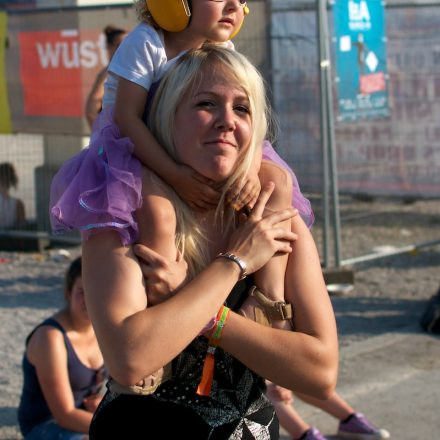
[189,0,246,42]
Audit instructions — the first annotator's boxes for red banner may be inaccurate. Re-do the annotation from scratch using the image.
[6,6,136,134]
[19,29,105,117]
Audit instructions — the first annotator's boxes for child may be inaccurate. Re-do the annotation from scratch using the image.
[0,162,26,229]
[50,2,312,325]
[266,383,390,440]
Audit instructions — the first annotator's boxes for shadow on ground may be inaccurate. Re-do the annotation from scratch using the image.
[0,407,18,427]
[332,296,426,338]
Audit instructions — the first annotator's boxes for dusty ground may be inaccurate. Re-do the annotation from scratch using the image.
[0,196,439,438]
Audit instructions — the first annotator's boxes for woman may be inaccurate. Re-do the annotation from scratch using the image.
[83,46,338,438]
[84,25,127,129]
[18,258,107,439]
[0,162,25,229]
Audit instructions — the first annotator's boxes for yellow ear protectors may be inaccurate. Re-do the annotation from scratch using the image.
[230,2,250,39]
[146,0,191,33]
[146,0,249,36]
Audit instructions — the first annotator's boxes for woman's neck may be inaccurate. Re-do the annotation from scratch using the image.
[57,309,93,335]
[163,29,206,59]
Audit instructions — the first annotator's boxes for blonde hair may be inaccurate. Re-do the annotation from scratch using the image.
[133,0,159,27]
[148,45,271,277]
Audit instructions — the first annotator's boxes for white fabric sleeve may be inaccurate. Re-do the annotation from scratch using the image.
[223,40,235,50]
[108,24,166,91]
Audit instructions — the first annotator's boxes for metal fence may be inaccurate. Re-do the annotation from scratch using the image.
[1,0,439,266]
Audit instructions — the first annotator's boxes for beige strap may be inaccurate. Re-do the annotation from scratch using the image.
[107,363,172,396]
[250,286,293,321]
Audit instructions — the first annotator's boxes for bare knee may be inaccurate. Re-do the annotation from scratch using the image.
[259,161,292,209]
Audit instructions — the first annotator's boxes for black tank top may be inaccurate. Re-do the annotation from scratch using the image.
[18,317,106,435]
[90,279,279,439]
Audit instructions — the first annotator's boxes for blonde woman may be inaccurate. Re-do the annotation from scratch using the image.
[82,46,337,439]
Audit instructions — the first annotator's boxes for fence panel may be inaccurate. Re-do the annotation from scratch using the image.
[1,1,439,265]
[272,0,440,198]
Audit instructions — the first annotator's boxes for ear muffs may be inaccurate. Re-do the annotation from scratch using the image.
[230,3,250,39]
[146,0,249,36]
[146,0,191,33]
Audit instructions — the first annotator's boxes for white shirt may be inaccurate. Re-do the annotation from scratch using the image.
[102,23,235,109]
[103,23,183,109]
[0,193,18,228]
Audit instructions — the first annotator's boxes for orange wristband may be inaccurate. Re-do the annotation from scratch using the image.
[196,305,230,396]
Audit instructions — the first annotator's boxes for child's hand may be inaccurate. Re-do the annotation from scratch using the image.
[227,170,261,212]
[172,164,220,210]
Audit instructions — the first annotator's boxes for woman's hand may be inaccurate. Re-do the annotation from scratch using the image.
[82,393,103,413]
[134,244,188,306]
[226,182,298,275]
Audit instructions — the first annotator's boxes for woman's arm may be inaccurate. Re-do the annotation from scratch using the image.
[219,214,338,399]
[85,68,107,129]
[83,184,296,386]
[26,327,93,432]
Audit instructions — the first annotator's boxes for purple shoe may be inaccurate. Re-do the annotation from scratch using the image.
[337,413,390,439]
[301,427,328,440]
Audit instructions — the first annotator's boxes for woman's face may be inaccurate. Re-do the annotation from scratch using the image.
[173,67,252,182]
[68,276,89,319]
[108,33,127,59]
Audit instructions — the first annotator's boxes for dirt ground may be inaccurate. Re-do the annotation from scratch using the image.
[0,196,439,438]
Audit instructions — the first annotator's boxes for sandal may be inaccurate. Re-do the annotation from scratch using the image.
[240,286,293,327]
[108,362,172,396]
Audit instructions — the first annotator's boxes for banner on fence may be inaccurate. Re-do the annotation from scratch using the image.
[333,0,389,121]
[19,28,106,117]
[272,6,440,197]
[6,6,136,134]
[0,12,12,133]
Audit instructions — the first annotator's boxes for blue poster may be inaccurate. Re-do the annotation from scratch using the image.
[333,0,389,121]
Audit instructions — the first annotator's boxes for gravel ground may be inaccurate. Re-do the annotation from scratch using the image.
[0,197,439,438]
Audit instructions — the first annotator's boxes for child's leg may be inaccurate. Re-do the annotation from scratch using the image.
[266,382,310,439]
[131,169,179,388]
[253,161,293,330]
[136,169,178,264]
[294,390,354,421]
[136,169,182,306]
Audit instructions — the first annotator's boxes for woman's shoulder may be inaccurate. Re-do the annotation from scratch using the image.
[26,317,67,365]
[27,315,65,340]
[141,167,174,199]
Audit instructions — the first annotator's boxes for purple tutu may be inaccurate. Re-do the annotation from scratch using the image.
[50,108,142,246]
[262,141,314,228]
[50,112,313,246]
